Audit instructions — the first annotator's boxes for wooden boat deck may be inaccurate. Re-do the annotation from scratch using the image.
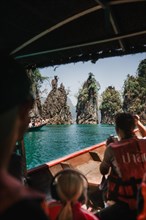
[27,142,106,200]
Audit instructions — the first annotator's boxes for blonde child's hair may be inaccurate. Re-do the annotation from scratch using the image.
[55,169,88,220]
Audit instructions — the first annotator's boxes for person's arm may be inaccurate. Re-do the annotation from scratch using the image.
[134,115,146,137]
[100,147,112,175]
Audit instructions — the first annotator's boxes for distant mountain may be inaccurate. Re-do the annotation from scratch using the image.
[67,97,76,121]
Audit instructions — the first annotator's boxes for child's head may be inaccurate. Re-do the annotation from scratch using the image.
[51,168,88,220]
[57,169,87,202]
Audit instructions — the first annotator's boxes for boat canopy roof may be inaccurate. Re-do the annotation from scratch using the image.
[1,0,146,68]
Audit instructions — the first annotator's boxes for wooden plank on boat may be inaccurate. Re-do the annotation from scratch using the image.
[60,161,73,169]
[75,160,102,186]
[64,152,92,167]
[47,146,106,187]
[48,151,103,187]
[49,163,63,176]
[27,143,106,199]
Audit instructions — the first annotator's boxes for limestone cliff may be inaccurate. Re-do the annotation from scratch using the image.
[123,68,146,124]
[27,68,43,119]
[76,73,100,124]
[42,76,72,124]
[100,86,122,124]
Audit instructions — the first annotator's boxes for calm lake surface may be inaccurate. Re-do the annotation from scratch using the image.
[24,124,116,169]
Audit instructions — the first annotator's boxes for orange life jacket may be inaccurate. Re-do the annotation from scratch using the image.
[107,137,146,210]
[137,181,146,220]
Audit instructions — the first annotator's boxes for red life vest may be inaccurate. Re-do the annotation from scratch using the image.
[47,201,99,220]
[107,137,146,209]
[137,181,146,220]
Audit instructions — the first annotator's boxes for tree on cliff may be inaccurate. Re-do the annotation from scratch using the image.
[123,59,146,123]
[76,73,100,124]
[123,75,141,113]
[100,86,122,124]
[27,67,48,118]
[137,59,146,95]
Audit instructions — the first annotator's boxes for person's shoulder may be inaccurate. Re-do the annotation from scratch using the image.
[1,198,48,220]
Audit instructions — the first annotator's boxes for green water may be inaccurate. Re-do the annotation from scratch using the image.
[24,124,116,170]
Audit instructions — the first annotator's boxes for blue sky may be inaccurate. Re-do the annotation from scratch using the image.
[39,52,146,105]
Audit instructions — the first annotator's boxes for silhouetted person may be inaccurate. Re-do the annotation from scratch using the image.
[0,55,49,219]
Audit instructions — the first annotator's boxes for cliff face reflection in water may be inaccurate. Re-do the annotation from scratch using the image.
[24,124,115,170]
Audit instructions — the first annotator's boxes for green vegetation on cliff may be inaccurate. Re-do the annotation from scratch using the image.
[28,68,48,118]
[76,73,100,124]
[123,59,146,123]
[100,86,122,124]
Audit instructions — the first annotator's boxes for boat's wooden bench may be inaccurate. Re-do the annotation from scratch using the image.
[64,152,92,167]
[49,163,63,176]
[49,147,106,190]
[59,152,103,187]
[75,160,102,187]
[27,145,106,202]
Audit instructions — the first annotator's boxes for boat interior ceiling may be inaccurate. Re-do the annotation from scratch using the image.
[1,0,146,68]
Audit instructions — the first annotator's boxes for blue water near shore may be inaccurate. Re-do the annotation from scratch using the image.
[24,124,116,170]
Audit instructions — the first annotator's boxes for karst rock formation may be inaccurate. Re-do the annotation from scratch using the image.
[76,73,100,124]
[42,76,72,124]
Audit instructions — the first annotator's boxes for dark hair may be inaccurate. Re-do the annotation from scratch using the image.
[0,55,33,113]
[115,112,135,137]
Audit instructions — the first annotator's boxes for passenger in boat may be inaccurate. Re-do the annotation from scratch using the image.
[0,55,49,219]
[47,168,99,220]
[97,112,146,220]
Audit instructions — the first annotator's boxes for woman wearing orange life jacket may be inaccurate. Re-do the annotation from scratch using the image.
[97,112,146,220]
